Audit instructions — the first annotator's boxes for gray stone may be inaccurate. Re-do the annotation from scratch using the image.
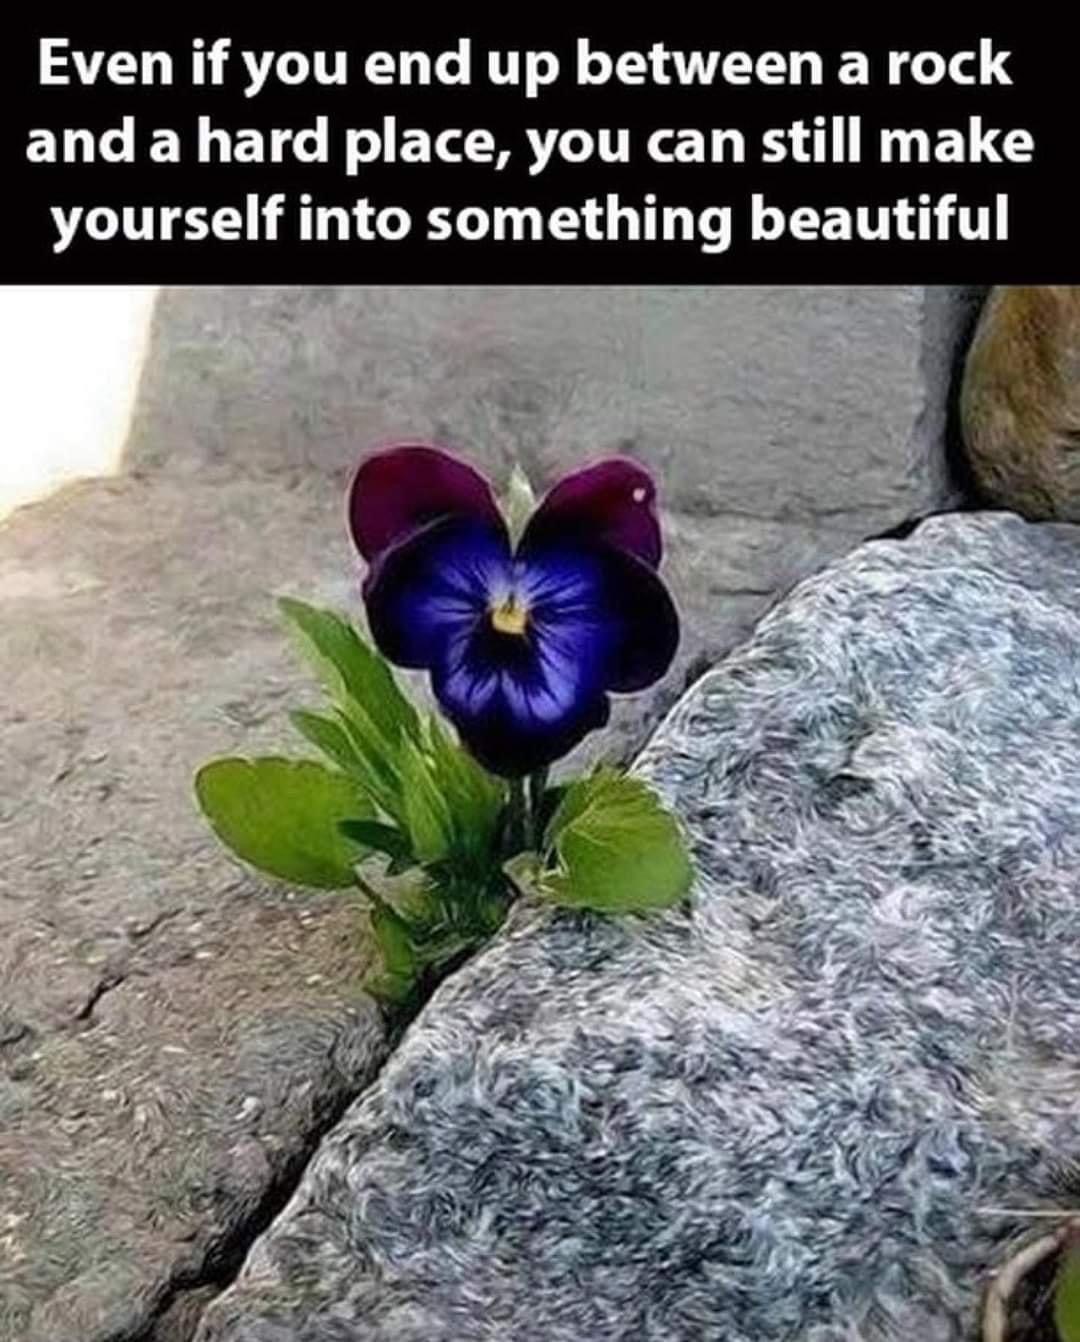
[197,512,1080,1342]
[124,286,948,533]
[917,284,989,505]
[0,475,391,1342]
[114,282,986,757]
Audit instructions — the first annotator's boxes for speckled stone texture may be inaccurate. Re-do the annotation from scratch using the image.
[198,512,1080,1342]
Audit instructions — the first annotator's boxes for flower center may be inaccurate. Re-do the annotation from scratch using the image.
[490,593,529,636]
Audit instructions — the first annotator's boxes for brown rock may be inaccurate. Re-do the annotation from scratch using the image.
[961,286,1080,518]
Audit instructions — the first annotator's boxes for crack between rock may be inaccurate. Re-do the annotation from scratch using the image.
[915,285,988,509]
[0,1021,30,1049]
[73,970,127,1023]
[129,1021,394,1342]
[675,499,884,526]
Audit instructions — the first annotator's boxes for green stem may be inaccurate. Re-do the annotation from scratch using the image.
[528,767,550,849]
[506,777,527,855]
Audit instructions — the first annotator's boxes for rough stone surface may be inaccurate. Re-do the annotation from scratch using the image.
[124,286,943,533]
[917,285,989,503]
[0,476,392,1342]
[198,512,1080,1342]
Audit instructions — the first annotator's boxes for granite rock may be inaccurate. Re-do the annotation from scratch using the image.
[198,512,1080,1342]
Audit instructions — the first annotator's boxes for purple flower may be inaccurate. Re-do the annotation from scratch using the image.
[348,445,679,777]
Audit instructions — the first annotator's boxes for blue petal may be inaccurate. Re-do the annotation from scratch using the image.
[524,543,680,693]
[363,519,512,670]
[433,643,611,777]
[364,524,679,776]
[431,544,671,776]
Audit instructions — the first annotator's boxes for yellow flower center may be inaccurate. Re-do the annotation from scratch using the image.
[490,594,529,636]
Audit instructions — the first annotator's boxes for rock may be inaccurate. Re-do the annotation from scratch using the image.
[113,283,987,764]
[4,994,387,1342]
[125,286,947,532]
[961,286,1080,519]
[0,475,392,1342]
[197,512,1080,1342]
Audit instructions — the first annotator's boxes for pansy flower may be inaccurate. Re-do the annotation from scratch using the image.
[348,445,679,777]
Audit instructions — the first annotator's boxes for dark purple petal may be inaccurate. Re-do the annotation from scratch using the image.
[520,457,663,568]
[363,519,512,670]
[348,444,505,564]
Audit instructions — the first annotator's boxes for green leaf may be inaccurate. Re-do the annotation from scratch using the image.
[500,463,538,547]
[278,599,506,866]
[195,757,373,889]
[426,717,505,858]
[384,717,506,868]
[1056,1238,1080,1342]
[279,598,424,825]
[339,818,414,868]
[278,597,420,746]
[542,771,599,847]
[289,708,363,775]
[503,850,541,896]
[333,707,408,823]
[540,768,693,913]
[397,736,457,863]
[364,901,420,1005]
